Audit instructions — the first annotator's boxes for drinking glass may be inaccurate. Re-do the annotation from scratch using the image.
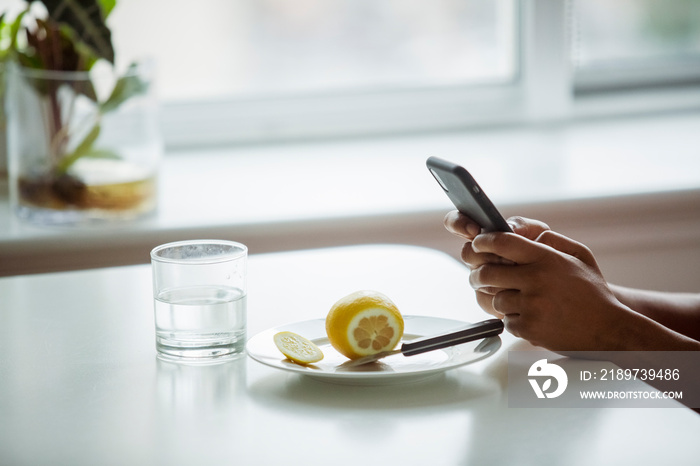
[150,240,247,361]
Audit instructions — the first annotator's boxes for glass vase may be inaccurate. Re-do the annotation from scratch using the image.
[6,61,162,225]
[0,63,7,194]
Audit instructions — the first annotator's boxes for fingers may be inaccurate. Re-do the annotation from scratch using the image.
[469,262,530,291]
[471,228,597,269]
[472,232,548,265]
[476,286,508,296]
[535,230,597,267]
[492,288,522,315]
[494,291,528,341]
[507,216,550,240]
[446,212,551,242]
[444,210,480,240]
[474,289,518,326]
[476,288,531,341]
[461,241,514,269]
[498,294,545,348]
[503,314,524,340]
[475,291,505,318]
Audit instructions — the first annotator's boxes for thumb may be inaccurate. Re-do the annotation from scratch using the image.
[507,216,550,240]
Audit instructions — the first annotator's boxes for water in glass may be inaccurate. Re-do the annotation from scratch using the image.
[155,285,246,359]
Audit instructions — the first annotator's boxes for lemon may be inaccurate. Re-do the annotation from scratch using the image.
[273,331,324,365]
[326,290,404,360]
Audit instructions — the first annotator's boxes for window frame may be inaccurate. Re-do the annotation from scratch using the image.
[160,0,527,148]
[159,0,700,150]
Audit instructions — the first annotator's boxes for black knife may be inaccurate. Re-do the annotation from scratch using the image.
[339,318,504,368]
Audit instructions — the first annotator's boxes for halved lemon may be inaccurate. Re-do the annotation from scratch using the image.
[273,331,324,365]
[326,290,404,360]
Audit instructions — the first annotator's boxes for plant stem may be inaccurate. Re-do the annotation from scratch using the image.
[55,121,101,175]
[48,83,64,165]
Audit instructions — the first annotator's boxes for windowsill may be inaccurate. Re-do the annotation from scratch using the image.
[2,111,700,276]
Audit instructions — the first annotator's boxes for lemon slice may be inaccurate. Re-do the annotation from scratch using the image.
[273,331,324,365]
[326,290,404,360]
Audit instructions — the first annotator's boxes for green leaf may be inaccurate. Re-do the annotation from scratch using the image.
[8,9,28,52]
[40,0,115,63]
[97,0,116,19]
[55,122,101,174]
[18,20,99,98]
[16,50,43,70]
[0,14,7,57]
[100,63,149,113]
[82,148,120,160]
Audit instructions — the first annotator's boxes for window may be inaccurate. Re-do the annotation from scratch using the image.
[105,0,520,146]
[2,0,699,146]
[573,0,700,92]
[110,0,517,102]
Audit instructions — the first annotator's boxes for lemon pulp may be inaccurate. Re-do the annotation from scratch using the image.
[273,331,324,365]
[326,290,404,360]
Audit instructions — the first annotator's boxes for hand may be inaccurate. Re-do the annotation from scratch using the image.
[444,211,550,317]
[468,229,633,351]
[444,211,551,241]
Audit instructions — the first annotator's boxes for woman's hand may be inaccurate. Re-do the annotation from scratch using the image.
[444,211,700,352]
[468,229,633,351]
[444,211,550,317]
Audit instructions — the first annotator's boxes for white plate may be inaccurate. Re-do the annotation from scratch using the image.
[246,315,502,385]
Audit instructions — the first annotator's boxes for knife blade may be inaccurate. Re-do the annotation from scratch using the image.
[339,318,504,368]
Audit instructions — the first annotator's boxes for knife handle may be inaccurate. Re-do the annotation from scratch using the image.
[401,319,504,356]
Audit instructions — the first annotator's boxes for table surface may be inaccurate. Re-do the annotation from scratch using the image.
[1,244,697,466]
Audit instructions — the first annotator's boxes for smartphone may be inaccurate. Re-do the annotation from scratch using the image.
[426,156,512,233]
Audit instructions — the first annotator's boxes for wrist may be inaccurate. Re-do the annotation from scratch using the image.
[600,303,643,351]
[610,304,700,351]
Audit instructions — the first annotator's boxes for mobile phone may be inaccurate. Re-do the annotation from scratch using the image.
[426,156,512,233]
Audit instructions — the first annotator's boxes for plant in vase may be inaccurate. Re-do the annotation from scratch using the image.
[2,0,160,223]
[0,9,24,185]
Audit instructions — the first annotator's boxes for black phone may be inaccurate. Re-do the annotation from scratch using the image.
[426,156,512,233]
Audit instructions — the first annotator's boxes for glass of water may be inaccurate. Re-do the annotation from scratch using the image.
[150,240,247,361]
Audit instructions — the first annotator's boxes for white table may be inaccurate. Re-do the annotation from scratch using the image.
[0,245,697,465]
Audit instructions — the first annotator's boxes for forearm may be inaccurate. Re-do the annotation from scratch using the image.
[615,307,700,350]
[605,316,700,411]
[611,285,700,342]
